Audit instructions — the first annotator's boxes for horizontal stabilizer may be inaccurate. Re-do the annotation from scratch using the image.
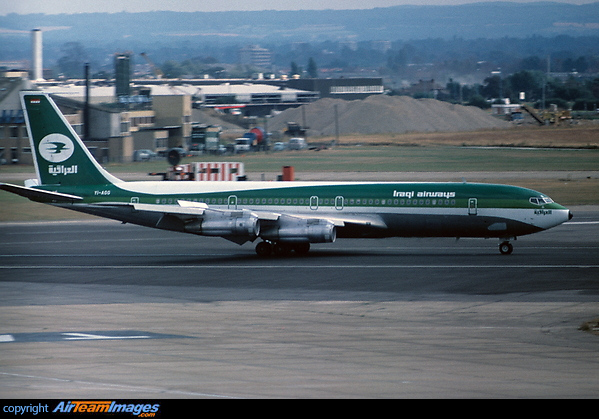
[0,183,83,203]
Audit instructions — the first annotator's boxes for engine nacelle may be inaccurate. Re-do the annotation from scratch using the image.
[261,217,336,243]
[186,210,260,239]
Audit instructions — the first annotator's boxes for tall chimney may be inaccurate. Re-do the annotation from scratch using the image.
[31,29,43,81]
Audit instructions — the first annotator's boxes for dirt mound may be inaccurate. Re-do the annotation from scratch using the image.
[268,95,510,136]
[192,108,245,130]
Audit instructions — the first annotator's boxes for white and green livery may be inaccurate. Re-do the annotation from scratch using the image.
[0,92,572,256]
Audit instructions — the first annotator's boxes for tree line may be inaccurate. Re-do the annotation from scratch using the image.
[51,36,599,111]
[437,71,599,111]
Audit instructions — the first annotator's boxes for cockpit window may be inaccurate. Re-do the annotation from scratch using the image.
[530,196,554,205]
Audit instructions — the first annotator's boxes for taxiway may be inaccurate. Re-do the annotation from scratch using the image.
[1,209,598,398]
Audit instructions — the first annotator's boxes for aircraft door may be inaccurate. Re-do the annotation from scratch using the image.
[468,198,478,215]
[335,196,344,210]
[310,196,319,210]
[228,195,238,209]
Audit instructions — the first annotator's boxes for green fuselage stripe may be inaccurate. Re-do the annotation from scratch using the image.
[42,181,567,211]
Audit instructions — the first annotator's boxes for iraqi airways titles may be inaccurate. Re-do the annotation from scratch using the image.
[393,190,456,199]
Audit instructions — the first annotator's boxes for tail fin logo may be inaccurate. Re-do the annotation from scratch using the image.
[39,134,74,163]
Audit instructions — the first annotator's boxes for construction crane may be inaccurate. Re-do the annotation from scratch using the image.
[521,104,544,125]
[522,104,572,125]
[140,52,163,79]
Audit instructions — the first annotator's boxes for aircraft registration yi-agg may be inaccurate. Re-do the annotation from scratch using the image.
[1,92,572,256]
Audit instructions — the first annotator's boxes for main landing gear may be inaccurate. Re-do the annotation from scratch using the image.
[255,240,310,257]
[499,240,514,255]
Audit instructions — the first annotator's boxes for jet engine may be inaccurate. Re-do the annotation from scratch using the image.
[260,217,336,243]
[186,210,260,239]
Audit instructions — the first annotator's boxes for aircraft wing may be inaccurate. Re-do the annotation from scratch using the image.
[0,183,83,203]
[282,212,387,229]
[89,200,388,245]
[132,202,208,218]
[123,200,382,227]
[176,200,386,228]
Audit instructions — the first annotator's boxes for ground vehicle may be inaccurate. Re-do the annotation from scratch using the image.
[234,138,252,153]
[273,142,286,151]
[233,127,267,153]
[133,149,157,162]
[288,137,307,150]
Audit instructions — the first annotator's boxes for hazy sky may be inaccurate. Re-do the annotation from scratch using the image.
[2,0,596,15]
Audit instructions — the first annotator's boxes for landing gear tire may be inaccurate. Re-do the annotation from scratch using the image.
[293,242,310,255]
[255,241,273,258]
[255,241,311,257]
[272,242,292,257]
[499,241,513,255]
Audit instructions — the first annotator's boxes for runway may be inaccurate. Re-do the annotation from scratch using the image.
[1,209,598,398]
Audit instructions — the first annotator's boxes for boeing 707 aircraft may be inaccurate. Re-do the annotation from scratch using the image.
[1,92,572,256]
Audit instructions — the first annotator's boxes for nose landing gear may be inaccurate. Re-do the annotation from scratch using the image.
[499,241,514,255]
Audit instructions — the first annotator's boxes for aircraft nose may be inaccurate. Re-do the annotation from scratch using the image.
[569,211,573,220]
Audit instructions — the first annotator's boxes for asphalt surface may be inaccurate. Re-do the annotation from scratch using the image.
[0,208,598,398]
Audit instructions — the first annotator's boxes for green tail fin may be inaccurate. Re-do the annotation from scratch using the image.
[20,92,121,186]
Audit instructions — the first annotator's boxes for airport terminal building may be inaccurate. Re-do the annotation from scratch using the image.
[1,73,383,164]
